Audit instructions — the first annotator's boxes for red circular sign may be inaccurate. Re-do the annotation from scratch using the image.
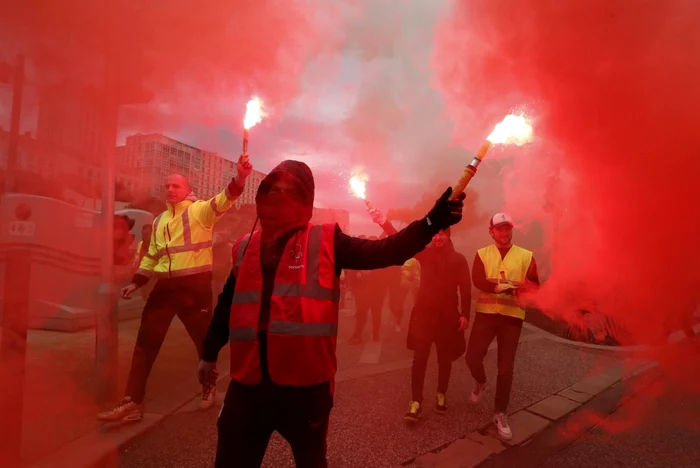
[15,203,31,220]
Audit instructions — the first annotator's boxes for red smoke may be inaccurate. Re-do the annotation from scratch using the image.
[1,0,355,137]
[434,0,700,345]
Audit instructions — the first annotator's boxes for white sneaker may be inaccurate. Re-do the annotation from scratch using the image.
[97,397,143,422]
[493,412,512,441]
[198,384,217,411]
[470,380,488,404]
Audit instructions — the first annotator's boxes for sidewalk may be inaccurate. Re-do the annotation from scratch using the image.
[15,303,696,468]
[10,299,406,468]
[116,324,626,468]
[2,299,229,467]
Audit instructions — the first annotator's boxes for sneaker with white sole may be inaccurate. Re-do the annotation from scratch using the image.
[470,380,488,404]
[198,384,217,411]
[493,412,512,441]
[97,397,143,422]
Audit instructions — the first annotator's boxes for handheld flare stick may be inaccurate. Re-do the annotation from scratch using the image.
[450,114,534,200]
[241,97,265,163]
[349,175,373,210]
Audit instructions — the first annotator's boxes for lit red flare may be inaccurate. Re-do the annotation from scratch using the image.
[349,174,374,210]
[244,97,265,130]
[349,175,367,200]
[242,97,265,158]
[451,113,534,199]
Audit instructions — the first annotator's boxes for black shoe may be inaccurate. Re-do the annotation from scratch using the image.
[435,393,447,414]
[404,401,422,422]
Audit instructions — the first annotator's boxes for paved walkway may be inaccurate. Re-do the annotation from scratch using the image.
[7,298,410,467]
[11,299,698,468]
[112,324,623,468]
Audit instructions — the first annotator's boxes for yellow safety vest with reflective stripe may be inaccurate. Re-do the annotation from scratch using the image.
[475,244,533,320]
[136,188,237,279]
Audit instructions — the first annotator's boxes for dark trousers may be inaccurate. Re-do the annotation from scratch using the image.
[465,312,523,413]
[389,284,409,326]
[125,277,212,404]
[411,345,452,402]
[352,293,384,341]
[216,380,332,468]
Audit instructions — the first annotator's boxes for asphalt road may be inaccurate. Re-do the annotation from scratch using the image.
[117,327,620,468]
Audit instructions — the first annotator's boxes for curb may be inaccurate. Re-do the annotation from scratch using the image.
[473,361,663,468]
[400,359,657,468]
[521,322,700,353]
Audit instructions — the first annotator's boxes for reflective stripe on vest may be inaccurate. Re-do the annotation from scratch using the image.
[229,327,257,342]
[269,320,337,337]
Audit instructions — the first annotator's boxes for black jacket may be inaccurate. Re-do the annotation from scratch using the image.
[381,222,470,360]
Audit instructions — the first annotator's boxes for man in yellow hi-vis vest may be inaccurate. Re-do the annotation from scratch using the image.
[97,156,252,423]
[466,213,539,441]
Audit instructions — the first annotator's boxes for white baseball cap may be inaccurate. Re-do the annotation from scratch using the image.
[490,213,514,227]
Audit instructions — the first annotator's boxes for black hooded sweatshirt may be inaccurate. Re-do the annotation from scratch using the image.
[202,160,442,385]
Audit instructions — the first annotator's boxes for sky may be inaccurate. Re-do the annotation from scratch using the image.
[0,0,508,238]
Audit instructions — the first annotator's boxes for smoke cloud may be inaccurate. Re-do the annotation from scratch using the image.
[434,0,700,343]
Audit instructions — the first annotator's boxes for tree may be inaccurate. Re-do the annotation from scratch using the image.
[387,183,488,233]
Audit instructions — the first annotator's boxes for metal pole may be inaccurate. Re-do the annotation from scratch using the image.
[95,43,119,403]
[0,54,27,467]
[4,54,24,194]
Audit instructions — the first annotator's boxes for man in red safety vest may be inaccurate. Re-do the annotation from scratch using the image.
[198,160,466,467]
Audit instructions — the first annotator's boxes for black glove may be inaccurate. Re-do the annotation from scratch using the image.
[426,187,466,230]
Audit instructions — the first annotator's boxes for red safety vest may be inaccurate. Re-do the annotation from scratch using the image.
[228,223,340,386]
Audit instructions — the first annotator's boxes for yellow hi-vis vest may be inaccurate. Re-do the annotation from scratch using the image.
[475,244,533,320]
[401,258,420,289]
[136,189,237,279]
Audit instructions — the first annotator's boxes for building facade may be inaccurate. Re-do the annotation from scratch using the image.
[311,207,350,232]
[116,133,265,202]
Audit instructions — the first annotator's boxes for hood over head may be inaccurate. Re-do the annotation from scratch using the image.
[256,160,315,233]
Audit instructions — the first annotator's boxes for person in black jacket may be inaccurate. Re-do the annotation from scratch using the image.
[197,160,466,468]
[347,235,391,344]
[371,209,471,421]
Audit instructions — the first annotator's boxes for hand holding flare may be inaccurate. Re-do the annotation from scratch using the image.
[450,114,534,200]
